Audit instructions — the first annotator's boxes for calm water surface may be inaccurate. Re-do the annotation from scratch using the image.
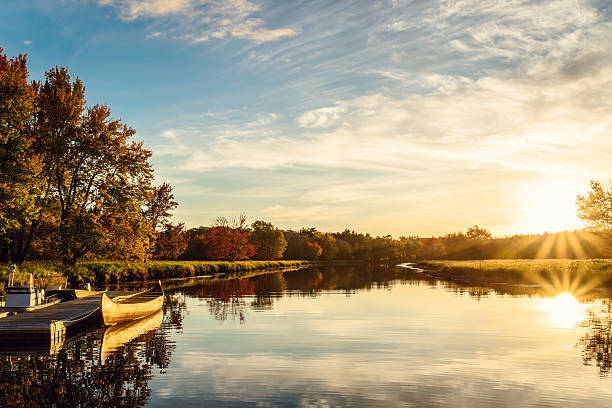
[2,265,612,407]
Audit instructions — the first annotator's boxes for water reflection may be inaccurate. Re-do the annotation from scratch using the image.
[579,302,612,375]
[539,292,589,329]
[0,303,177,407]
[2,265,612,407]
[100,309,164,365]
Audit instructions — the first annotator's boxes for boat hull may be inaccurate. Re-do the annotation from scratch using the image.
[101,283,164,326]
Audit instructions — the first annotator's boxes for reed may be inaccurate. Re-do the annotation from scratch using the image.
[419,259,612,286]
[0,260,312,292]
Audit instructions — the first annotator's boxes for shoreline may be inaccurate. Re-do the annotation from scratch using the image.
[0,259,367,293]
[415,259,612,297]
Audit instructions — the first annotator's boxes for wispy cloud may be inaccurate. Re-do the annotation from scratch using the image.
[106,0,610,234]
[95,0,300,43]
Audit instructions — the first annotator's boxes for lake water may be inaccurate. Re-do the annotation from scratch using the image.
[2,265,612,407]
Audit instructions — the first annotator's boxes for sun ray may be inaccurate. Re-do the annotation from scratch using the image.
[555,231,568,258]
[566,231,587,258]
[535,234,557,259]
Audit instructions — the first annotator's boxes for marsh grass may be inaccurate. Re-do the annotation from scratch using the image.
[0,260,311,293]
[420,259,612,296]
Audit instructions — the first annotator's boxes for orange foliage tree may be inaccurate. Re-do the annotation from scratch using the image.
[203,215,255,261]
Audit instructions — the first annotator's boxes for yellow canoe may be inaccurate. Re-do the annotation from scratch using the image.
[101,281,164,326]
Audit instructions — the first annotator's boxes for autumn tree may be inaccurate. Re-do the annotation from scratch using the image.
[0,49,42,262]
[154,222,187,260]
[1,55,168,264]
[143,183,177,231]
[283,230,322,260]
[203,215,255,261]
[318,233,338,260]
[143,183,185,260]
[577,180,612,232]
[36,67,155,264]
[250,220,287,260]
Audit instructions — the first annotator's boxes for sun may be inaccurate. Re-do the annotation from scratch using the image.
[517,180,584,234]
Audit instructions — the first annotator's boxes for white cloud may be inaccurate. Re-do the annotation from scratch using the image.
[95,0,299,43]
[23,40,32,45]
[155,29,612,191]
[142,0,611,234]
[97,0,192,19]
[296,103,347,128]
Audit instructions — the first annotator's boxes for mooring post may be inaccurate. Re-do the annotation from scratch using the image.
[9,264,16,287]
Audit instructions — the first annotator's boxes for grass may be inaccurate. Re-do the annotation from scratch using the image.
[419,259,612,291]
[0,260,312,293]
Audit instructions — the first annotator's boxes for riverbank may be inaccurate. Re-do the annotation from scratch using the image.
[418,259,612,288]
[0,260,314,292]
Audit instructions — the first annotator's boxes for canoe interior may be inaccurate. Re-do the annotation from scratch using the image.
[101,282,164,326]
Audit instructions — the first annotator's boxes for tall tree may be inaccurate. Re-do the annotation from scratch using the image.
[36,68,154,264]
[577,180,612,231]
[0,49,42,262]
[143,182,178,231]
[250,220,287,260]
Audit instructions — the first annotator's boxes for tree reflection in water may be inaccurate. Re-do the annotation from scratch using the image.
[182,266,426,323]
[6,264,612,407]
[578,301,612,375]
[0,307,178,407]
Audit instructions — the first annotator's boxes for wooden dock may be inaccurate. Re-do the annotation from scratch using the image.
[0,291,137,353]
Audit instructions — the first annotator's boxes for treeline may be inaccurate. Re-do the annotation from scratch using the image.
[174,221,611,262]
[0,48,181,265]
[174,215,420,262]
[419,180,612,260]
[418,228,611,260]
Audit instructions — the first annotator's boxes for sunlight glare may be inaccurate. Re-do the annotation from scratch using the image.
[518,181,584,234]
[539,292,588,330]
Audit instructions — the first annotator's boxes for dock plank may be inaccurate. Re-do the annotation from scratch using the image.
[0,292,135,336]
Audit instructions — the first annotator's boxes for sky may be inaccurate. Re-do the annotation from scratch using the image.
[1,0,610,237]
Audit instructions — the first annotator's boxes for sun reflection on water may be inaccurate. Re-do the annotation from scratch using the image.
[540,292,589,330]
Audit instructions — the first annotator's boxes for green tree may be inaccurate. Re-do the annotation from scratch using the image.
[250,220,287,260]
[577,180,612,231]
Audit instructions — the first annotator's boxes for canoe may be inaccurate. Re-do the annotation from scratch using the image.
[100,309,163,364]
[101,282,164,326]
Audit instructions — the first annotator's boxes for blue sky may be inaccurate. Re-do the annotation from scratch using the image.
[1,0,611,236]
